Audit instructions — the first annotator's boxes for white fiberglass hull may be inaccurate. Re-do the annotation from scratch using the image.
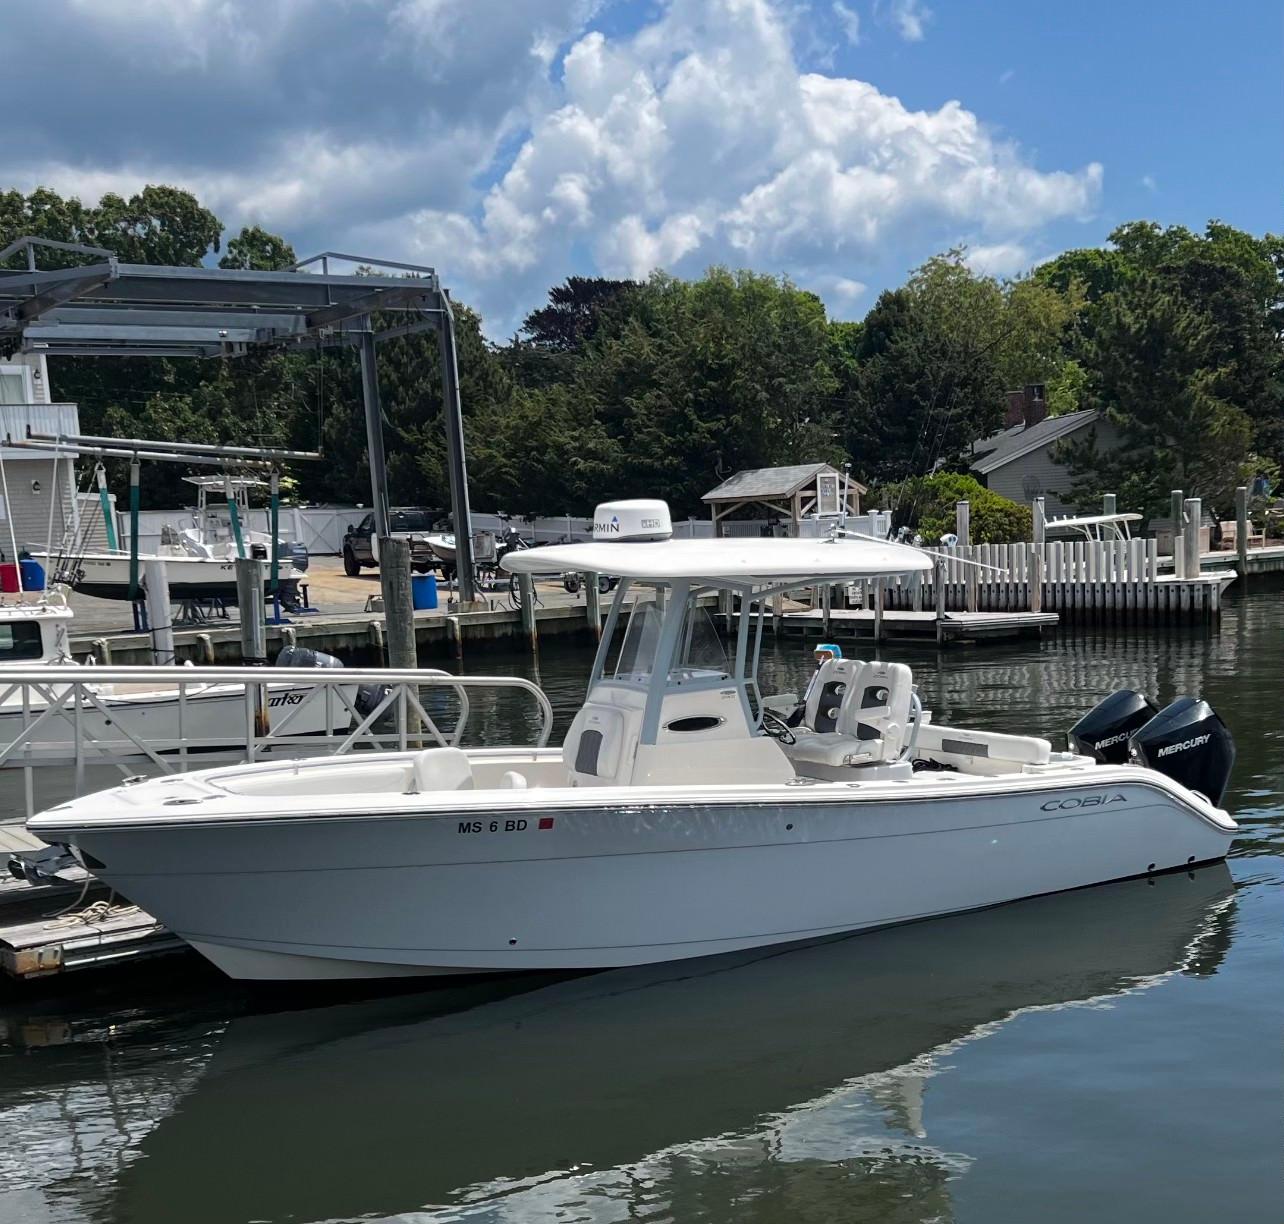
[30,760,1235,980]
[0,682,354,761]
[34,551,305,601]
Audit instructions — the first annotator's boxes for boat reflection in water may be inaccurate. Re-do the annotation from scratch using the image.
[114,866,1233,1224]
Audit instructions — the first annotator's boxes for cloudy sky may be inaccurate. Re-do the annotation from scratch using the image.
[3,0,1277,336]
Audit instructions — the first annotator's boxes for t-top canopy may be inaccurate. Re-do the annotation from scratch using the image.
[502,534,932,583]
[1044,512,1142,532]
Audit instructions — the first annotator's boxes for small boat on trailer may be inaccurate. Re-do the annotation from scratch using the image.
[27,500,1238,981]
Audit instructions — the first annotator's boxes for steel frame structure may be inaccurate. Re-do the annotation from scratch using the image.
[0,237,478,598]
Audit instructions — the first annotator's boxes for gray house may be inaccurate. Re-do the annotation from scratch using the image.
[971,391,1119,517]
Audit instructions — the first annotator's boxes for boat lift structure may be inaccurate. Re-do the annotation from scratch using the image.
[0,235,479,601]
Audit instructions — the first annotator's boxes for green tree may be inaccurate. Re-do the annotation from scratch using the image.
[845,252,1082,481]
[219,225,297,271]
[1060,274,1256,514]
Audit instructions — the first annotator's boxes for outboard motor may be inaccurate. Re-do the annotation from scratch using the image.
[355,683,393,720]
[275,645,344,670]
[1130,697,1236,806]
[1069,689,1158,763]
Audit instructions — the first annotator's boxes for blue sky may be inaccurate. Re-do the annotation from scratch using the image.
[1,1,1277,336]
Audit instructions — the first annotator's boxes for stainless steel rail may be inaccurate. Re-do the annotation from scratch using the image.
[0,666,554,819]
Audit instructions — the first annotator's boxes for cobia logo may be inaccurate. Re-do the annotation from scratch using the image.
[1157,734,1211,757]
[1041,793,1127,811]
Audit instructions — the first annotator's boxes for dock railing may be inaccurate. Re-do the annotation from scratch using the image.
[0,666,554,818]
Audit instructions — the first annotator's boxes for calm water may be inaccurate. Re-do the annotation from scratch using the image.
[1,592,1281,1224]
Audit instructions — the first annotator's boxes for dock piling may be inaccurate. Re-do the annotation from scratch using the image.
[1235,485,1249,578]
[235,557,268,736]
[142,559,175,665]
[378,537,419,670]
[234,558,267,664]
[518,571,538,654]
[584,572,603,640]
[1182,498,1201,583]
[1171,490,1185,579]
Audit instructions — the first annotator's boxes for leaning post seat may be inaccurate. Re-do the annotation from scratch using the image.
[786,661,914,770]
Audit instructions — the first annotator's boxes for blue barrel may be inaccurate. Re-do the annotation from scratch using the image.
[19,558,45,592]
[411,573,438,610]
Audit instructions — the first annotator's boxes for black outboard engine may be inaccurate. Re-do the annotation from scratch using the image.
[275,646,344,670]
[1130,697,1236,806]
[1069,689,1158,763]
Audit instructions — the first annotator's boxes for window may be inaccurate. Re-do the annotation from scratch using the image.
[0,367,33,405]
[0,622,46,662]
[610,598,728,686]
[358,514,374,532]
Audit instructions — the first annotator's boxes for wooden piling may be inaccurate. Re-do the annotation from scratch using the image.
[1170,490,1185,580]
[1235,485,1249,578]
[518,571,538,654]
[1182,498,1201,582]
[378,537,418,670]
[584,572,603,640]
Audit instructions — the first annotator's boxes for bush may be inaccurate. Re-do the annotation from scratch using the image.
[873,473,1032,544]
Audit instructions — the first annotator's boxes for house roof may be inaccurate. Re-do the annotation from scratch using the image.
[701,463,867,504]
[970,408,1099,477]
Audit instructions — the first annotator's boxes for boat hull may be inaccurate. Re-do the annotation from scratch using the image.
[44,775,1234,979]
[34,552,304,601]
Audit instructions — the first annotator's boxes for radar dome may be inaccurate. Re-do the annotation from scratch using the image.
[592,500,672,542]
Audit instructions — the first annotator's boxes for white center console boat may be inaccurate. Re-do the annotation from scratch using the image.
[27,500,1238,980]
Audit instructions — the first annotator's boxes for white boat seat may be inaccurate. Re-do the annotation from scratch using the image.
[786,661,914,769]
[498,770,528,790]
[913,724,1051,767]
[803,657,862,733]
[408,747,475,793]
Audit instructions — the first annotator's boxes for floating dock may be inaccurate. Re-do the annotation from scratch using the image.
[0,846,181,980]
[780,607,1059,642]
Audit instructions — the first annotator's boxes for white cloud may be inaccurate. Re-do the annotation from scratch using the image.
[964,242,1034,277]
[832,1,861,45]
[999,68,1016,85]
[386,0,1101,329]
[4,0,1102,333]
[1141,173,1158,192]
[877,0,932,42]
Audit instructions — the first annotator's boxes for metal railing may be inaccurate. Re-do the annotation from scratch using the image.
[0,665,554,818]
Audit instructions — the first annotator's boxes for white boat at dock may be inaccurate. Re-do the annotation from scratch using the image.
[33,475,307,602]
[28,499,1239,981]
[0,600,353,762]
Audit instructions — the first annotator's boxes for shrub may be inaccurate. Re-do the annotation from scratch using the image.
[873,473,1031,543]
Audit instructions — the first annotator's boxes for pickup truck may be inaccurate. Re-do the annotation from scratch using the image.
[342,508,443,575]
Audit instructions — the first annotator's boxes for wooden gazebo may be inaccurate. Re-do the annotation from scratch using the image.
[702,463,866,537]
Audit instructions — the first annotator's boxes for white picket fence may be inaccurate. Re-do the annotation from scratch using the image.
[850,537,1225,623]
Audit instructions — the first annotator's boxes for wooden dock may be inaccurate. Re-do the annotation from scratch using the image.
[781,607,1059,642]
[1,820,184,980]
[0,838,182,980]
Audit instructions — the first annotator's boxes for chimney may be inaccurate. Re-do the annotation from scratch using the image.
[1022,383,1047,428]
[1004,391,1026,428]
